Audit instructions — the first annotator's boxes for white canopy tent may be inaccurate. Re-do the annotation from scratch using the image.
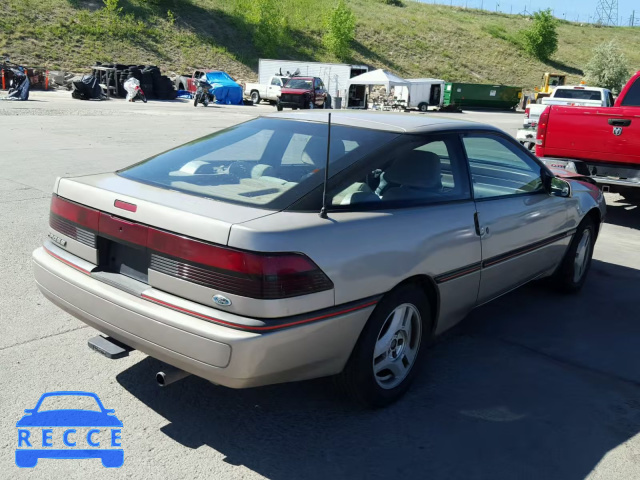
[347,69,410,108]
[348,69,409,91]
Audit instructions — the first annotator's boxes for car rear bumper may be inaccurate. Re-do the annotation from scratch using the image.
[33,247,374,388]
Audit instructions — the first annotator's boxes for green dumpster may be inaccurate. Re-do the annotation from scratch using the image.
[443,83,522,110]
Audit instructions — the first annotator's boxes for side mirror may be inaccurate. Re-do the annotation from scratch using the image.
[549,177,571,197]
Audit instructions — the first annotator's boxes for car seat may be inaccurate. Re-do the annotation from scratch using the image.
[381,150,443,201]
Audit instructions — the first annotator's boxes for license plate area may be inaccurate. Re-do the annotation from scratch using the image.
[97,237,149,284]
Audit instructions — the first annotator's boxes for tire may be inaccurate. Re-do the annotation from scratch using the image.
[193,95,198,107]
[620,189,640,202]
[277,104,283,111]
[418,103,428,112]
[550,217,596,293]
[336,283,431,408]
[140,93,147,103]
[203,96,209,107]
[250,91,260,104]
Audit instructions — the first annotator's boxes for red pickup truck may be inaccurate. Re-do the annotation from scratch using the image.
[536,71,640,200]
[276,76,328,111]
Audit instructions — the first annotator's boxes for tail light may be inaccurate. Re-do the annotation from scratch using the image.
[147,228,333,299]
[48,195,333,299]
[49,195,98,247]
[524,107,530,118]
[536,107,551,151]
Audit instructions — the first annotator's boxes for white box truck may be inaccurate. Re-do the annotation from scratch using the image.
[395,78,445,112]
[258,59,368,109]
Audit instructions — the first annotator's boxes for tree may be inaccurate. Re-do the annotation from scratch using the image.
[324,0,356,61]
[584,40,630,93]
[521,9,558,61]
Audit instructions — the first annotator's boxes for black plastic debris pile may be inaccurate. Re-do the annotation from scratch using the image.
[94,63,177,100]
[70,75,104,100]
[1,65,30,101]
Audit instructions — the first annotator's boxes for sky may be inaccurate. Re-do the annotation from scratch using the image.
[416,0,639,25]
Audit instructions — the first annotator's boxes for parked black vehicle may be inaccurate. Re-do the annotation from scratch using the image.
[194,78,214,107]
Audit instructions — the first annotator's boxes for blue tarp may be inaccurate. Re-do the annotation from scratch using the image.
[204,71,243,105]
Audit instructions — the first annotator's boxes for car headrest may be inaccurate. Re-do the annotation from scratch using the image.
[383,150,442,190]
[301,136,346,167]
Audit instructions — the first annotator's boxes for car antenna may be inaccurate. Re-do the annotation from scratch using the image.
[319,113,332,219]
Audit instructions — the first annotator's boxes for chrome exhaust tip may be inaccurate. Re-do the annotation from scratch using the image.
[156,365,191,387]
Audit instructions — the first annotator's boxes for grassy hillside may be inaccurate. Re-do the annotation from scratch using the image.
[1,0,639,88]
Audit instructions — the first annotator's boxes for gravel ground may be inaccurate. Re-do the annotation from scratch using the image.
[1,91,639,480]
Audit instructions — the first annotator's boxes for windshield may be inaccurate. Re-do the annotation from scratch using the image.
[37,395,101,412]
[553,89,601,101]
[285,79,313,89]
[119,118,398,209]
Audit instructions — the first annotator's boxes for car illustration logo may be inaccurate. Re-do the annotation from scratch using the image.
[15,391,123,468]
[212,295,232,306]
[613,127,623,136]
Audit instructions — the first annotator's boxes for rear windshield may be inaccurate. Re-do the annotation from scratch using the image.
[119,118,398,209]
[553,89,602,101]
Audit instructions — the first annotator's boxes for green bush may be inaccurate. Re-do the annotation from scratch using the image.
[584,40,630,93]
[521,9,558,61]
[244,0,288,57]
[323,0,356,60]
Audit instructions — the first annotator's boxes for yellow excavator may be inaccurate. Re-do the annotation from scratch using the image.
[533,72,567,102]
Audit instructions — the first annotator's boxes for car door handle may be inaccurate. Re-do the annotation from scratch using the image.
[608,118,631,127]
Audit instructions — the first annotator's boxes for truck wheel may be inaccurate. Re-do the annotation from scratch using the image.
[193,95,198,107]
[550,217,596,293]
[251,91,260,104]
[276,104,283,111]
[336,283,432,408]
[418,103,428,112]
[621,190,640,202]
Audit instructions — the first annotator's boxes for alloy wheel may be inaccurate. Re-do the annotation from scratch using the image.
[573,229,592,283]
[372,303,422,390]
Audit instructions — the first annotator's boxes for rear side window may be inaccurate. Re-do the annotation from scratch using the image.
[621,78,640,106]
[329,135,471,208]
[463,135,544,199]
[118,118,398,209]
[271,77,282,86]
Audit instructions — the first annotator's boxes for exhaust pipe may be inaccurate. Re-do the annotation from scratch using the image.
[156,365,191,387]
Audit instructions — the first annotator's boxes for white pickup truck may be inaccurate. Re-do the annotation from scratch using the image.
[244,75,289,105]
[517,85,614,149]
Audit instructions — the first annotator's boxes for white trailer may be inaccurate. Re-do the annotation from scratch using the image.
[258,59,368,109]
[395,78,445,112]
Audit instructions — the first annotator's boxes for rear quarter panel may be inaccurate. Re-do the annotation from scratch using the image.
[229,202,482,333]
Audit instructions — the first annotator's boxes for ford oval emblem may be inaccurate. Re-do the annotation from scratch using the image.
[213,295,232,307]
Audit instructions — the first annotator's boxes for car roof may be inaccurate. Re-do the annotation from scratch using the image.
[265,111,502,134]
[556,85,605,90]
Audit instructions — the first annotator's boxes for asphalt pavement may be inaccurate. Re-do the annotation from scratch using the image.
[1,91,639,480]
